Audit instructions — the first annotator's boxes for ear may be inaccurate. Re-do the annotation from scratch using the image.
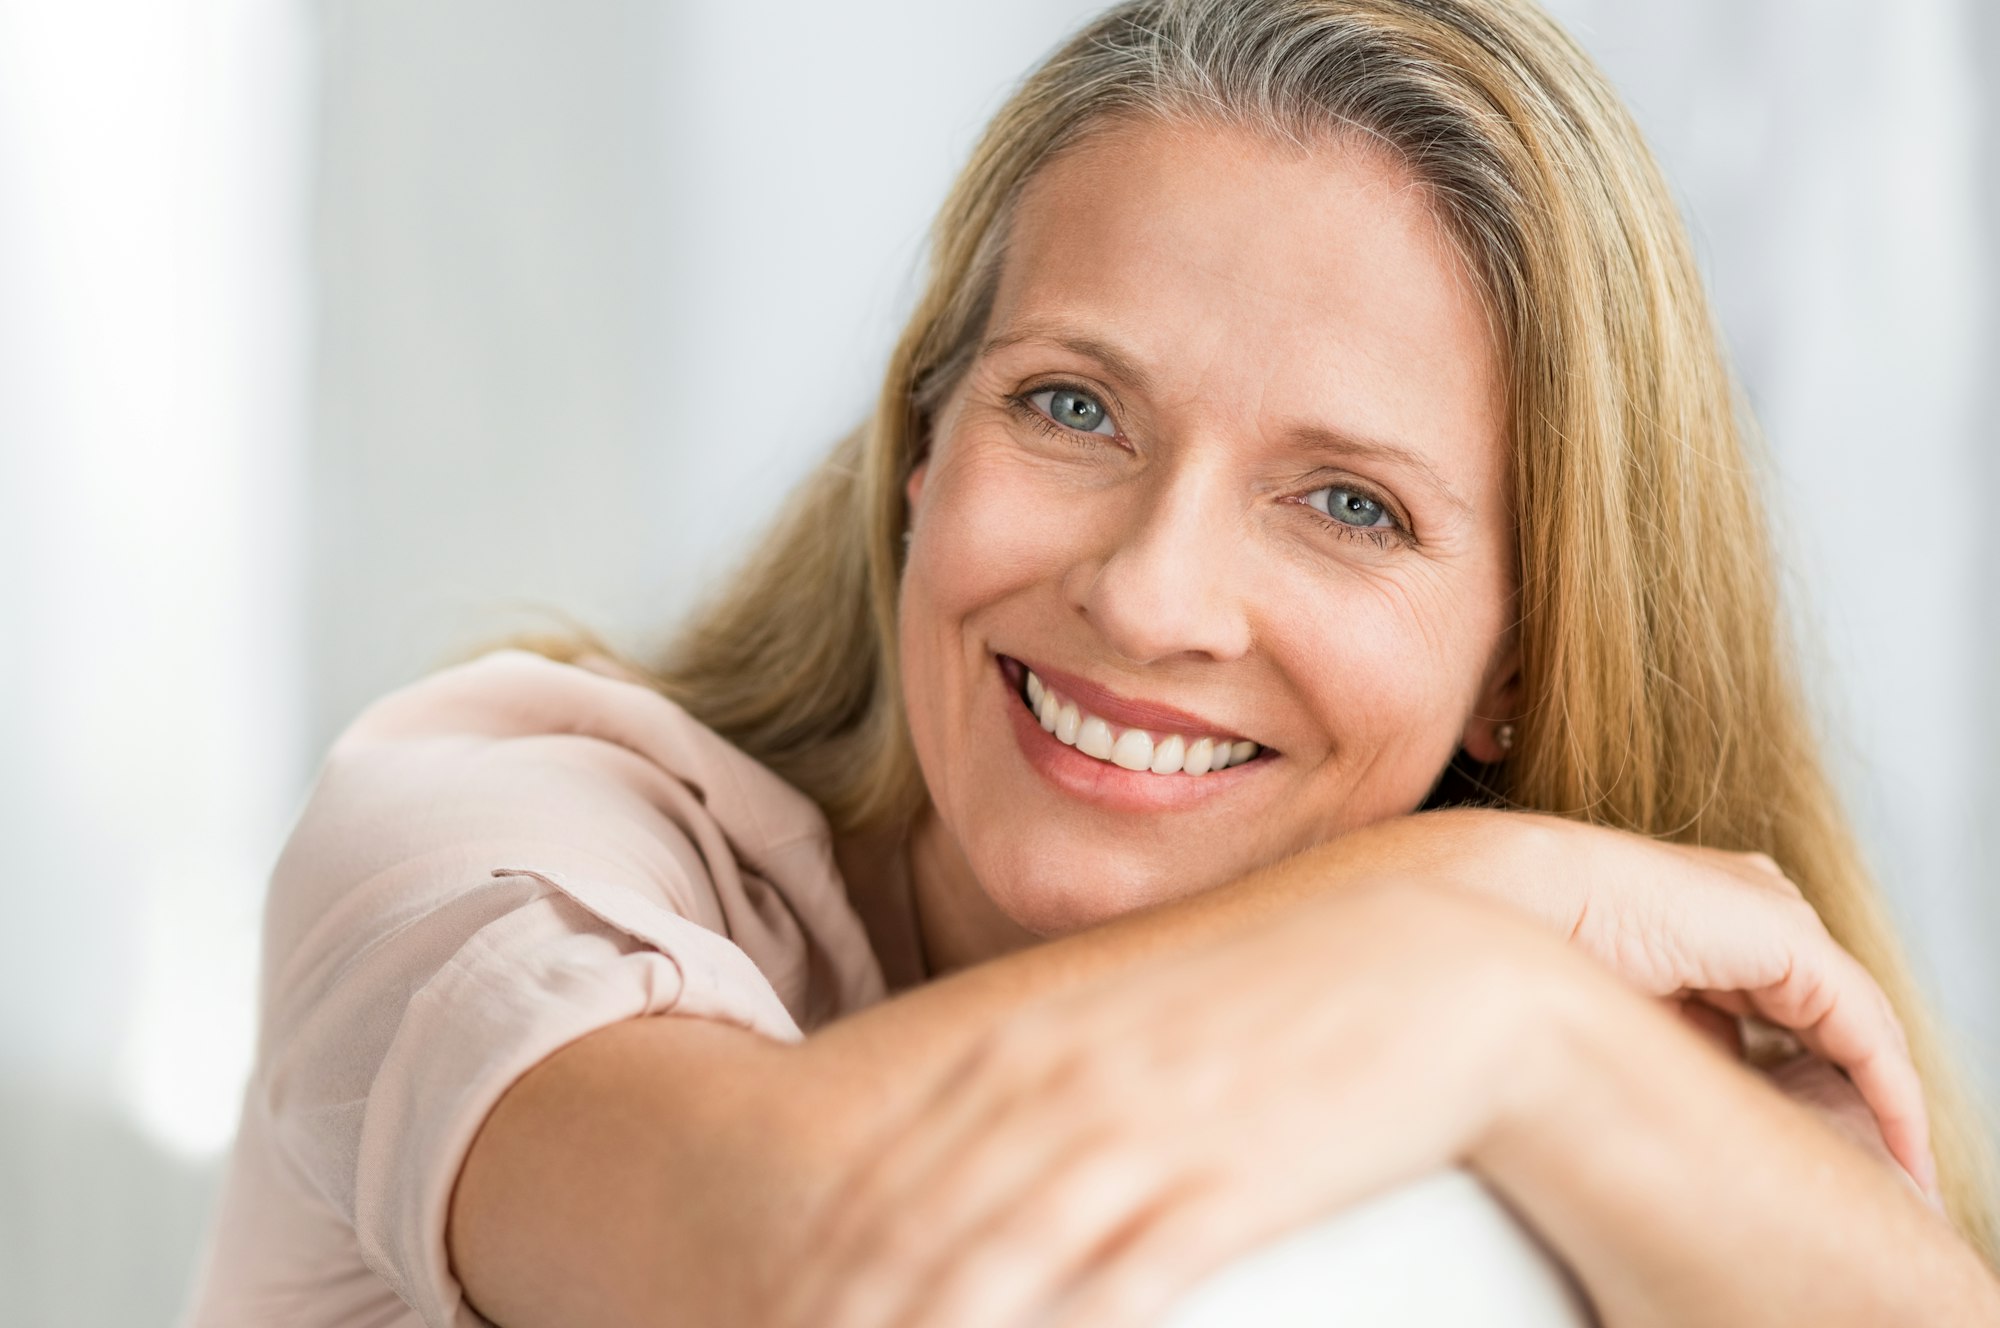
[905,456,930,515]
[1460,634,1522,764]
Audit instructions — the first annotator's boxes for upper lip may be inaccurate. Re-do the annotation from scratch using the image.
[1007,654,1267,750]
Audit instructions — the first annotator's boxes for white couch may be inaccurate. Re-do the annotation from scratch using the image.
[1163,1167,1596,1326]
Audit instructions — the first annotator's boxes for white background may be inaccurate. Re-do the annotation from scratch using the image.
[0,2,1993,1323]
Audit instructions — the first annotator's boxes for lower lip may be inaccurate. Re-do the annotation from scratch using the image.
[995,653,1274,814]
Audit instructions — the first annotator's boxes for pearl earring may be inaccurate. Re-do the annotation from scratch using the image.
[1494,722,1516,753]
[901,529,913,547]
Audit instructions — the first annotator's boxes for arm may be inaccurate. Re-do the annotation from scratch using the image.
[447,813,1455,1326]
[1474,963,2000,1325]
[446,805,1943,1326]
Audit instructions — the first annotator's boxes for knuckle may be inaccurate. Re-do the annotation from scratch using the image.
[1779,893,1829,937]
[1061,1140,1161,1210]
[1741,851,1805,897]
[1795,969,1839,1029]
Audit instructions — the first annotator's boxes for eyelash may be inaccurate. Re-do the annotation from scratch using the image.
[1004,384,1121,450]
[1002,382,1412,549]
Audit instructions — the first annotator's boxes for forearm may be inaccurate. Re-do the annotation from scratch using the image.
[451,816,1441,1326]
[792,811,1475,1153]
[1475,964,2000,1325]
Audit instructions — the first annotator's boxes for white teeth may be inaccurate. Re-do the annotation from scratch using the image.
[1055,701,1081,746]
[1020,666,1261,777]
[1109,728,1153,771]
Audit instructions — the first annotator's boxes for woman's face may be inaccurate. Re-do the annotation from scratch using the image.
[898,115,1517,940]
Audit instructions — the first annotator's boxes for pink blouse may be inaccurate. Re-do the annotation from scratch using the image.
[177,647,909,1327]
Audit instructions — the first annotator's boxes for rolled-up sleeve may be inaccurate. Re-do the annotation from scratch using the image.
[253,670,832,1328]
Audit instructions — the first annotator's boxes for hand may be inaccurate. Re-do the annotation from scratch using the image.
[1668,1000,1935,1203]
[1417,809,1936,1201]
[771,879,1584,1328]
[1764,1050,1940,1206]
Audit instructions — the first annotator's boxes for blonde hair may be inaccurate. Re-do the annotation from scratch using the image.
[467,0,2000,1262]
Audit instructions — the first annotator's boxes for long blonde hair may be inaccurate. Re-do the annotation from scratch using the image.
[468,0,2000,1261]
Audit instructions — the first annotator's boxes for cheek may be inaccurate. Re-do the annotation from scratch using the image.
[1287,568,1493,759]
[917,437,1080,613]
[898,439,1056,757]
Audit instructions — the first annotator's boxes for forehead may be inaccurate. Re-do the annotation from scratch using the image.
[984,117,1506,486]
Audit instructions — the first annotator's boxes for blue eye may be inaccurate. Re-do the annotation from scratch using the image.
[1305,485,1392,529]
[1026,387,1117,437]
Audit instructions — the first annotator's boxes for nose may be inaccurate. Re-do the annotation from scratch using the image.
[1064,456,1253,665]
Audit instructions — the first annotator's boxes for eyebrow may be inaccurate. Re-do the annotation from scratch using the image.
[977,319,1475,519]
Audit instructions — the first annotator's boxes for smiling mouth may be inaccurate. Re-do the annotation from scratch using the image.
[997,654,1276,774]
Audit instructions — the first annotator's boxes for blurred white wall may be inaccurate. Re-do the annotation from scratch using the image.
[0,1,306,1323]
[0,2,1994,1324]
[1544,0,2000,1116]
[298,0,1110,740]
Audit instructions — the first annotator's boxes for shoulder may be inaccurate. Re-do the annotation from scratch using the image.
[266,646,885,1025]
[327,646,829,851]
[286,647,838,903]
[238,656,884,1327]
[333,648,753,776]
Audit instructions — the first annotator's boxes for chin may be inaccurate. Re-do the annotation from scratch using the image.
[977,839,1185,938]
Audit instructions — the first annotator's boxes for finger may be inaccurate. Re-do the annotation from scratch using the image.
[1711,897,1937,1196]
[872,1124,1124,1328]
[889,1139,1180,1328]
[1037,1179,1260,1328]
[810,1115,1052,1328]
[1745,950,1935,1196]
[1785,976,1931,1192]
[1754,979,1928,1187]
[813,1045,1092,1328]
[1830,1041,1936,1200]
[776,1042,1018,1328]
[1767,1053,1887,1149]
[799,1034,1032,1269]
[1765,1054,1941,1211]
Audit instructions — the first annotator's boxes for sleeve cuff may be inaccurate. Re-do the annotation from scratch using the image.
[350,862,803,1327]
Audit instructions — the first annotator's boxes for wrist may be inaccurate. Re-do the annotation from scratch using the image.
[1459,938,1993,1325]
[1383,806,1578,934]
[1468,932,1638,1179]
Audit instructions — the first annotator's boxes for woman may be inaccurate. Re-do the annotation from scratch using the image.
[181,1,2000,1325]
